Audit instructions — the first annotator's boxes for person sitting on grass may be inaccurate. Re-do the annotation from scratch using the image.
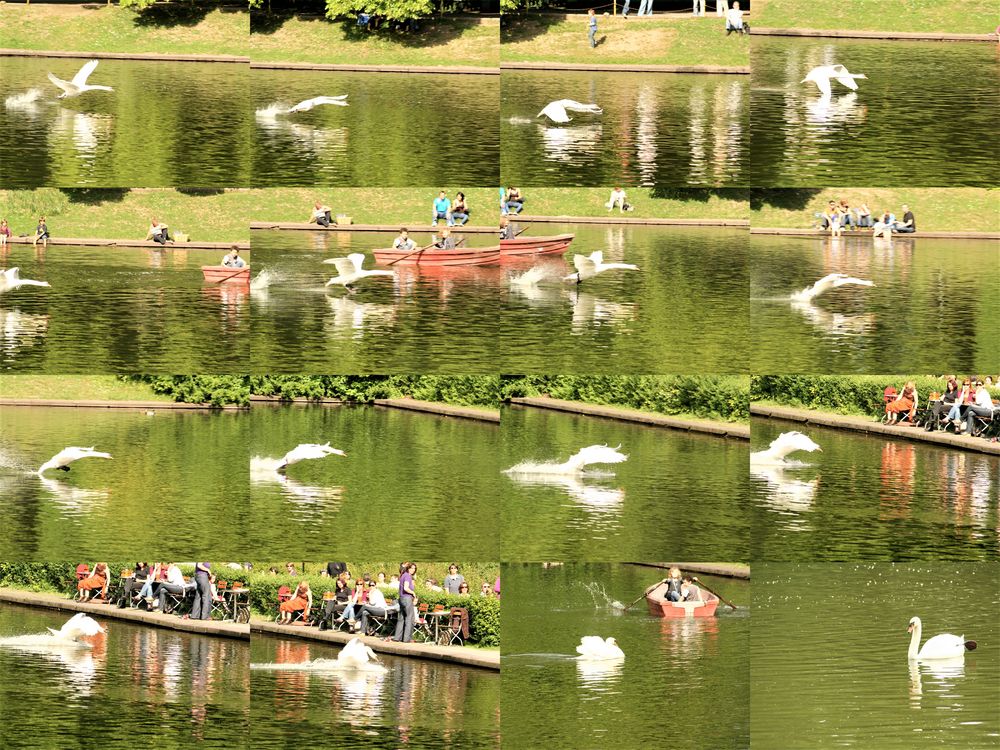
[354,580,394,634]
[392,228,416,252]
[432,228,456,250]
[960,381,996,435]
[817,200,838,232]
[606,187,633,213]
[837,200,855,231]
[856,202,872,229]
[33,216,49,248]
[148,218,172,245]
[0,218,10,247]
[894,204,916,234]
[504,187,524,215]
[432,191,453,227]
[450,192,470,226]
[222,246,246,268]
[278,580,312,625]
[885,381,918,425]
[725,2,745,34]
[310,202,333,227]
[77,562,109,602]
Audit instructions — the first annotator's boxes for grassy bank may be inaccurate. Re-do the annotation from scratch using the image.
[0,375,173,402]
[501,16,748,66]
[751,0,997,35]
[750,188,1000,232]
[250,15,498,67]
[0,5,249,57]
[752,375,1000,420]
[0,189,251,242]
[504,375,751,423]
[521,188,749,220]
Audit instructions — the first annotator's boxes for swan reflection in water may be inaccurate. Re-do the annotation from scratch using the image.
[804,91,866,127]
[0,308,50,361]
[790,298,877,336]
[576,656,624,696]
[256,113,349,159]
[51,107,112,157]
[37,475,110,513]
[570,291,637,334]
[908,656,965,705]
[751,465,817,530]
[250,461,344,513]
[326,296,397,339]
[537,123,604,164]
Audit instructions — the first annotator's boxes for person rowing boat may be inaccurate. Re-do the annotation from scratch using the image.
[222,246,246,268]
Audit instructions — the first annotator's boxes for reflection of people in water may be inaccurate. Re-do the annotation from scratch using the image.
[879,442,915,519]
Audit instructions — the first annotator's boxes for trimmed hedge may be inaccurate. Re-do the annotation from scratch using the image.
[752,375,1000,419]
[502,375,749,422]
[128,375,251,406]
[248,375,500,408]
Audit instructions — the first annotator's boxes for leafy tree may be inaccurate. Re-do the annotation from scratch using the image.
[500,0,523,13]
[326,0,436,22]
[119,0,161,8]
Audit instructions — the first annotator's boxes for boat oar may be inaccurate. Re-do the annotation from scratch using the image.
[622,580,664,612]
[386,240,435,266]
[513,225,530,238]
[215,266,249,284]
[692,576,738,611]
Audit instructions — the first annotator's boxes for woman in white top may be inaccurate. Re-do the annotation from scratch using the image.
[961,382,996,434]
[355,581,392,634]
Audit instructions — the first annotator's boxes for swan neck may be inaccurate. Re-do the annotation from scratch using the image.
[908,622,921,659]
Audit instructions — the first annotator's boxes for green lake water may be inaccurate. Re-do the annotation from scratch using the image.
[0,57,251,187]
[252,69,500,186]
[249,404,503,559]
[751,563,1000,750]
[0,601,249,750]
[749,235,1000,373]
[502,563,749,750]
[501,71,748,186]
[0,244,251,373]
[751,38,999,186]
[250,633,499,750]
[0,405,250,559]
[501,406,751,560]
[750,419,1000,561]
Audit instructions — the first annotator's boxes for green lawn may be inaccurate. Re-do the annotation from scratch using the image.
[522,188,749,220]
[0,375,171,402]
[501,16,748,66]
[250,15,499,67]
[752,0,999,34]
[0,5,249,57]
[0,188,251,242]
[751,188,1000,232]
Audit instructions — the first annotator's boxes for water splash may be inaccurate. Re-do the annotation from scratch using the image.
[574,581,624,610]
[5,89,44,108]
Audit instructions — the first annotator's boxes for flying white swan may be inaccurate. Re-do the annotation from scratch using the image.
[563,252,639,283]
[47,60,114,99]
[323,253,395,291]
[907,617,976,660]
[576,636,625,660]
[801,64,866,98]
[505,444,627,476]
[47,613,106,642]
[257,96,348,118]
[251,443,348,476]
[0,268,50,295]
[750,432,821,466]
[791,273,874,302]
[537,99,604,124]
[37,447,112,475]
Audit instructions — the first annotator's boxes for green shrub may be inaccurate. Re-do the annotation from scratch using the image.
[129,375,250,406]
[248,375,500,408]
[502,375,749,422]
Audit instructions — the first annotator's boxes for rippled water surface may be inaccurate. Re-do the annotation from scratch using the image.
[0,57,251,187]
[751,39,1000,186]
[752,563,1000,750]
[249,404,502,558]
[0,244,250,372]
[750,419,1000,561]
[750,235,1000,373]
[251,633,499,750]
[501,406,751,560]
[502,563,749,750]
[501,71,748,186]
[0,405,250,559]
[0,602,249,750]
[252,69,500,185]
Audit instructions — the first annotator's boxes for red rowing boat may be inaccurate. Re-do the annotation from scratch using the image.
[645,581,719,618]
[500,233,574,257]
[372,246,501,267]
[201,265,250,284]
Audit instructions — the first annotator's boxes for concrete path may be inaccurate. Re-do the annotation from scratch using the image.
[0,588,250,640]
[750,227,1000,240]
[252,620,499,670]
[510,397,749,439]
[251,221,495,234]
[0,48,248,63]
[501,62,749,74]
[752,28,996,42]
[375,398,500,424]
[0,398,243,410]
[752,404,1000,456]
[250,62,498,75]
[4,236,249,250]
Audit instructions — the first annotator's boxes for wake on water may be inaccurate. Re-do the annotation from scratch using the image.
[5,89,44,108]
[250,659,386,673]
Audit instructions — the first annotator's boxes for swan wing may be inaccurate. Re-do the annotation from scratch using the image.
[347,253,367,273]
[572,254,597,278]
[47,72,74,95]
[562,100,603,114]
[330,257,358,277]
[834,74,860,91]
[71,60,100,87]
[4,268,20,282]
[919,633,967,658]
[538,102,570,123]
[831,276,873,288]
[567,444,628,469]
[589,250,604,266]
[576,636,607,656]
[811,75,832,98]
[60,613,105,639]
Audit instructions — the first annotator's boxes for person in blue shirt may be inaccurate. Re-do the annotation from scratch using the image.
[588,9,597,48]
[432,191,453,226]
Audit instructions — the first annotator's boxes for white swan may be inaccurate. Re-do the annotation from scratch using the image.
[47,60,114,99]
[750,432,821,465]
[276,443,346,471]
[337,638,382,668]
[537,99,604,124]
[0,268,50,295]
[907,617,976,660]
[505,444,627,476]
[37,447,112,475]
[47,613,105,642]
[563,252,639,283]
[287,95,349,113]
[576,636,625,660]
[791,273,874,302]
[323,253,394,291]
[801,64,866,98]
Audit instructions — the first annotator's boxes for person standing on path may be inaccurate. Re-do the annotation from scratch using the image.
[588,9,597,48]
[190,562,212,620]
[392,563,418,643]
